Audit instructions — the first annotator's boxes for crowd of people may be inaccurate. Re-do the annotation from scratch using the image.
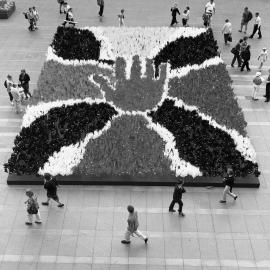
[23,6,39,31]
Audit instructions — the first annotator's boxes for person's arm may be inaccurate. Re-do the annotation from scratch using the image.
[177,8,180,15]
[221,24,225,34]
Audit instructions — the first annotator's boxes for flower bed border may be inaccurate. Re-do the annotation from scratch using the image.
[6,173,260,188]
[0,1,15,19]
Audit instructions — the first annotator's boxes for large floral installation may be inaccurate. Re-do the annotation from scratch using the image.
[4,26,260,179]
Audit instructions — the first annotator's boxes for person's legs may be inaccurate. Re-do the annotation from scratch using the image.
[169,199,176,211]
[239,21,243,32]
[236,54,242,67]
[121,230,132,244]
[250,24,258,38]
[244,23,248,33]
[252,86,259,100]
[8,92,13,102]
[258,26,262,38]
[222,186,230,201]
[134,230,147,241]
[35,210,42,223]
[42,197,51,205]
[240,61,246,71]
[246,61,250,71]
[266,85,270,101]
[178,200,185,216]
[99,4,104,16]
[26,213,33,224]
[231,54,237,66]
[224,34,229,44]
[227,190,237,199]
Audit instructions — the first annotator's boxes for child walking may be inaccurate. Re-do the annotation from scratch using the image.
[219,168,238,203]
[118,9,125,27]
[25,189,42,225]
[258,48,268,70]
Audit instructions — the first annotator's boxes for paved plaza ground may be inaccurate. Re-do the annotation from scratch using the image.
[1,0,270,269]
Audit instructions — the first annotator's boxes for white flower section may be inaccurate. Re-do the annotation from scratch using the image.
[46,46,113,70]
[168,57,224,79]
[166,97,257,162]
[69,27,206,61]
[38,120,113,176]
[144,115,202,178]
[21,98,106,128]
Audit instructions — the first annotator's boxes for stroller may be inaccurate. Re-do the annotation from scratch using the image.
[202,12,212,28]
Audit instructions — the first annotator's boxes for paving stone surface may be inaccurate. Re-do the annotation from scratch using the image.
[1,0,270,269]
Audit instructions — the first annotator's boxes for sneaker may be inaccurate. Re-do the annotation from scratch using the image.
[25,222,32,225]
[169,209,176,212]
[234,196,238,201]
[219,200,226,203]
[144,238,148,244]
[179,212,185,217]
[231,64,234,67]
[253,98,259,101]
[258,37,262,39]
[42,202,49,206]
[249,36,253,39]
[35,221,42,224]
[238,30,242,32]
[121,240,131,244]
[58,203,64,207]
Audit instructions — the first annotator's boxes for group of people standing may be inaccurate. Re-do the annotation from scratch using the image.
[23,7,39,31]
[170,4,190,27]
[58,1,76,27]
[4,70,31,114]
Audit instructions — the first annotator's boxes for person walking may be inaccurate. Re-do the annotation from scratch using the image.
[252,71,264,101]
[219,168,238,203]
[182,6,190,27]
[42,173,64,207]
[170,3,180,27]
[32,7,39,30]
[231,39,243,67]
[249,12,262,39]
[239,7,252,34]
[58,0,65,14]
[63,2,71,14]
[168,180,186,216]
[97,0,104,17]
[62,7,75,27]
[4,74,14,106]
[222,19,232,45]
[204,0,215,27]
[25,189,42,225]
[258,48,268,70]
[121,205,148,244]
[19,69,31,99]
[264,69,270,102]
[10,84,23,114]
[240,45,251,72]
[118,9,125,27]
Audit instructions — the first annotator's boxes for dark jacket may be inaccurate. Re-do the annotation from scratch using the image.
[171,8,180,17]
[241,49,251,61]
[173,184,186,200]
[44,177,58,197]
[19,73,30,85]
[224,175,235,188]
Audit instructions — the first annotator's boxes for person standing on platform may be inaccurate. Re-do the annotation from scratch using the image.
[182,6,190,27]
[170,3,180,27]
[240,45,251,72]
[97,0,104,17]
[221,19,232,45]
[19,69,31,99]
[10,84,23,114]
[264,69,270,102]
[58,0,65,14]
[168,180,186,216]
[4,74,14,106]
[239,7,252,34]
[42,173,64,207]
[249,12,262,39]
[252,71,264,101]
[118,9,125,27]
[121,205,148,245]
[204,0,215,27]
[219,168,238,203]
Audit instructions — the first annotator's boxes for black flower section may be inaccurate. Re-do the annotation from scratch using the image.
[149,99,259,177]
[4,102,117,175]
[154,28,218,72]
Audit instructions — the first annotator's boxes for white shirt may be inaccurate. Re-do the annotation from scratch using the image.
[255,16,261,26]
[64,4,71,13]
[205,2,215,13]
[258,51,268,62]
[222,22,232,34]
[183,10,190,20]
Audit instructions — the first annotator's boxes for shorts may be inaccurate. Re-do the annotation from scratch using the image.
[48,194,59,201]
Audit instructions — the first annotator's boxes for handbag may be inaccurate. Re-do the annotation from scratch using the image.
[231,47,237,54]
[227,34,232,42]
[27,204,38,214]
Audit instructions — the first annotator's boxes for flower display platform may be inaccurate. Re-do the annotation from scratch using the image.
[0,1,15,19]
[7,173,259,187]
[4,26,260,187]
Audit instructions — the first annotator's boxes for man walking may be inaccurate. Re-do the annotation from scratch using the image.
[19,69,31,99]
[240,45,251,72]
[239,7,252,34]
[231,39,243,67]
[42,173,64,207]
[169,180,186,216]
[170,3,180,27]
[221,19,232,45]
[205,0,215,27]
[121,205,148,244]
[97,0,104,17]
[249,12,262,39]
[219,168,238,203]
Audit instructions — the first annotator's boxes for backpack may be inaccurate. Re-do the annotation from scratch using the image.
[253,77,262,86]
[27,197,39,214]
[4,80,7,88]
[247,12,253,21]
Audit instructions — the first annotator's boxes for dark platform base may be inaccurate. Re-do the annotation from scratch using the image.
[7,173,260,188]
